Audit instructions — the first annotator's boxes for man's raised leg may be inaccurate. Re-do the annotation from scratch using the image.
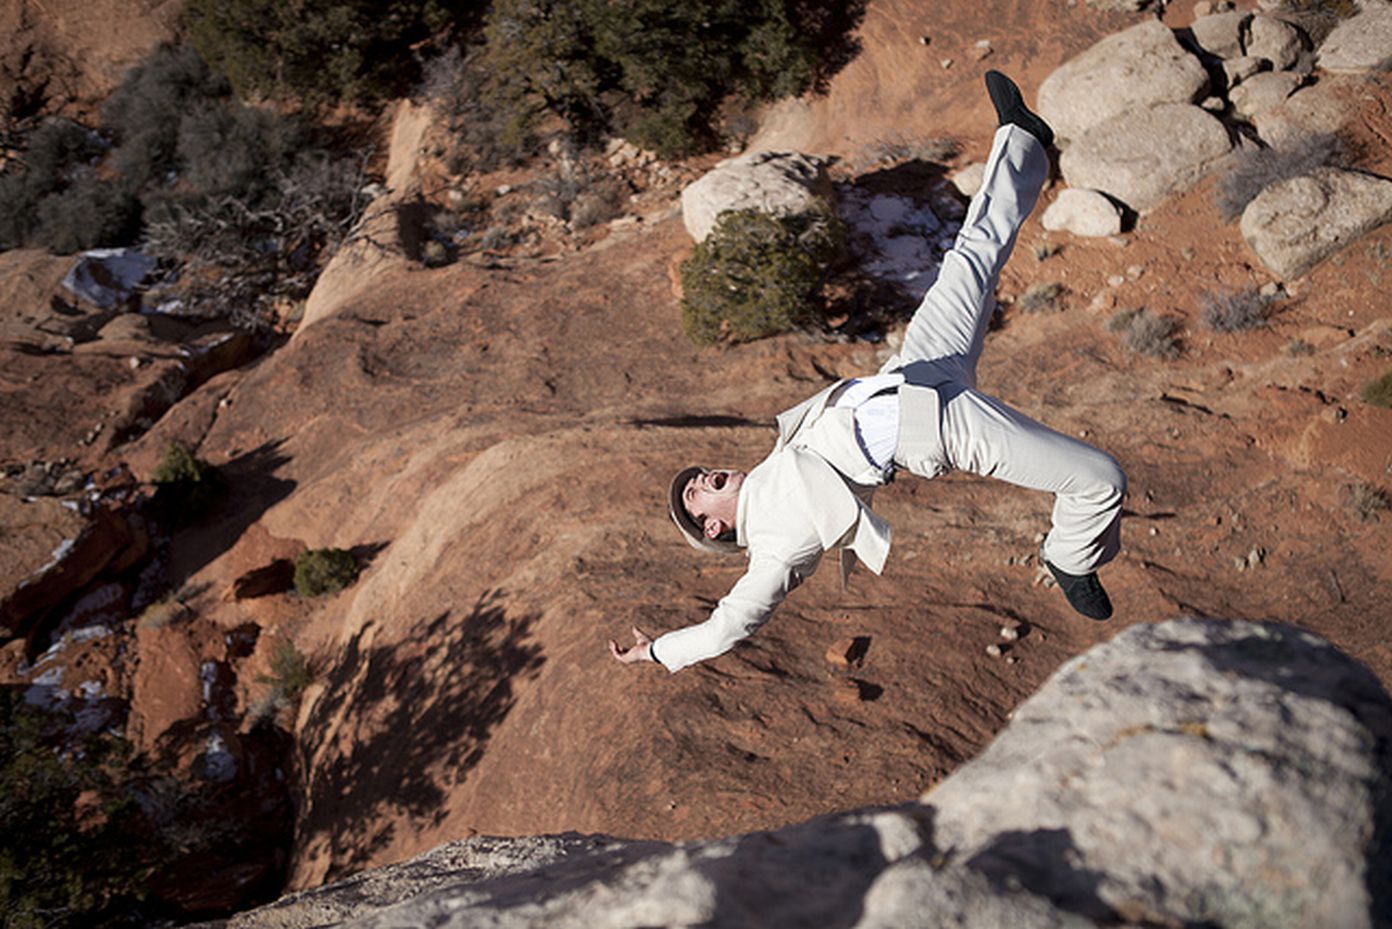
[890,74,1051,382]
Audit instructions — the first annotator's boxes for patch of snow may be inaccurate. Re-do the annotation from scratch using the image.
[25,666,68,707]
[201,660,218,705]
[837,185,962,303]
[72,700,113,734]
[78,680,104,698]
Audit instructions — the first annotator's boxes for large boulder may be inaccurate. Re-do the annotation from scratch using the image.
[680,151,834,244]
[1189,10,1249,59]
[1318,7,1392,73]
[1036,20,1209,144]
[1040,189,1123,238]
[1240,167,1392,279]
[1251,79,1354,148]
[209,620,1392,928]
[1059,103,1232,212]
[1229,70,1304,119]
[1246,14,1303,70]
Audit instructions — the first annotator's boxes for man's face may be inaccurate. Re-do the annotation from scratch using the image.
[683,469,746,539]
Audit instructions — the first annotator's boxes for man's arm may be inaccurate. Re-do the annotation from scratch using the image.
[644,550,817,672]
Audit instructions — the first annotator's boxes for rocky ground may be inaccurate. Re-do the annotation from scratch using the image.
[2,0,1391,920]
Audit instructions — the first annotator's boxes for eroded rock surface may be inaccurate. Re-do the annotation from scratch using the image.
[1041,189,1122,238]
[1240,167,1392,279]
[1318,7,1392,72]
[208,620,1392,929]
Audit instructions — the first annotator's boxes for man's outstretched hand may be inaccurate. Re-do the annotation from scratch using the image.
[608,626,654,664]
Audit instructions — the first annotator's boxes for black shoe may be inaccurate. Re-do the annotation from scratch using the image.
[984,70,1054,149]
[1043,557,1113,620]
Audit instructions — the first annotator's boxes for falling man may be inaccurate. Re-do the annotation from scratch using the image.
[611,72,1126,673]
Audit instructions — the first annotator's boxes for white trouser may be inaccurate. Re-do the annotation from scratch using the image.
[885,125,1126,575]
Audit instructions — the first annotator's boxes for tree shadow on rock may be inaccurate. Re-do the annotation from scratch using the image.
[296,590,546,881]
[966,827,1113,923]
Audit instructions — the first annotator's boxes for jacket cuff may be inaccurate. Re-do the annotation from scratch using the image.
[648,639,667,670]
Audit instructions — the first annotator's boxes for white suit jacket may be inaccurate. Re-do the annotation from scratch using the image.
[652,380,904,672]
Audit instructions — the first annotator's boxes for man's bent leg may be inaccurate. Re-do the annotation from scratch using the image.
[891,126,1049,381]
[939,388,1125,575]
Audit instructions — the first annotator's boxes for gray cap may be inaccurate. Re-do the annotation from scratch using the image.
[668,466,741,555]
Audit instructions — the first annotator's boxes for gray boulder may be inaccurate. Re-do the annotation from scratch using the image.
[1229,70,1304,118]
[1059,103,1232,211]
[213,619,1392,928]
[1246,14,1304,70]
[1190,10,1249,58]
[1037,20,1209,143]
[1318,7,1392,72]
[1240,166,1392,278]
[680,151,833,244]
[927,619,1392,929]
[1252,79,1353,148]
[1041,188,1123,237]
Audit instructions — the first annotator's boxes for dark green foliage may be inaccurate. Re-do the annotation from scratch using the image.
[184,0,464,105]
[1362,370,1392,408]
[0,690,150,929]
[420,44,536,172]
[175,104,309,202]
[0,118,118,252]
[32,178,142,254]
[1215,134,1345,222]
[150,442,223,524]
[293,548,359,597]
[1200,287,1274,332]
[102,44,232,189]
[680,205,846,346]
[481,0,859,157]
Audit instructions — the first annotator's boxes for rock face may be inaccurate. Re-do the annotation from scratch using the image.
[1318,7,1392,72]
[1190,10,1248,59]
[1059,103,1232,212]
[211,620,1392,928]
[1240,167,1392,279]
[1036,20,1209,144]
[1040,188,1122,237]
[1229,70,1303,119]
[1251,79,1353,148]
[680,151,834,244]
[1245,13,1303,70]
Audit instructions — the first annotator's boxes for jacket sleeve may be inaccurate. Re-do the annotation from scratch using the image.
[651,550,820,672]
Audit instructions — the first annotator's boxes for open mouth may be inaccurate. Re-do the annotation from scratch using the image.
[710,472,727,491]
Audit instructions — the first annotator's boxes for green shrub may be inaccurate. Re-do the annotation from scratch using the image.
[0,118,118,252]
[680,205,845,346]
[481,0,855,157]
[1362,370,1392,408]
[259,638,314,698]
[150,441,223,523]
[293,548,359,597]
[184,0,460,105]
[103,44,232,188]
[32,178,142,254]
[0,690,150,929]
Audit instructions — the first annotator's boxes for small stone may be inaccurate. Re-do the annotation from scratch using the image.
[1126,264,1144,280]
[1193,0,1212,15]
[1150,526,1160,536]
[1000,625,1021,642]
[1321,406,1348,424]
[128,356,143,369]
[972,40,993,61]
[1247,546,1266,568]
[1107,275,1126,288]
[920,35,932,46]
[1234,556,1248,571]
[986,644,1003,658]
[1034,532,1046,544]
[1006,655,1019,665]
[940,58,954,69]
[1259,282,1282,298]
[826,636,871,668]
